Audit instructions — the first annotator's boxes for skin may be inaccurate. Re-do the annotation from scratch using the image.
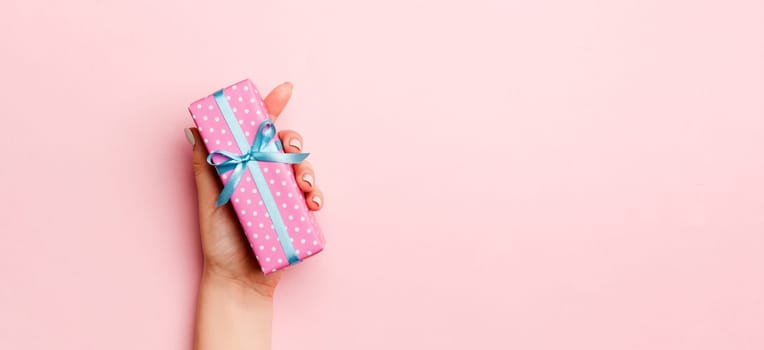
[187,82,323,350]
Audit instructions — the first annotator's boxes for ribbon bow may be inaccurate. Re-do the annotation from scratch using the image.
[207,120,309,207]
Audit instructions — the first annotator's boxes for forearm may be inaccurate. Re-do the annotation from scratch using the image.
[195,268,274,350]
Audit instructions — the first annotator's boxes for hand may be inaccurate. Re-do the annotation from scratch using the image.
[186,82,323,298]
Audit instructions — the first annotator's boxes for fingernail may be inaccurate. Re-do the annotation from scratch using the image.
[289,139,302,151]
[302,174,314,188]
[184,128,196,146]
[312,195,322,207]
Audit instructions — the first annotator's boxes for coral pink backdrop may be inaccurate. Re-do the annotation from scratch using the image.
[1,0,763,349]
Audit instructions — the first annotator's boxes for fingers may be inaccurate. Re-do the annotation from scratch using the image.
[279,130,323,211]
[263,82,323,210]
[292,160,323,211]
[278,130,303,153]
[187,128,222,215]
[281,130,311,192]
[263,82,293,121]
[305,188,323,211]
[293,160,315,193]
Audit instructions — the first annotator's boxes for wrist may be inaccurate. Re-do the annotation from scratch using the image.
[196,266,274,350]
[201,265,276,302]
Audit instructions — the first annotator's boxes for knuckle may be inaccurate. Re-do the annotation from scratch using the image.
[192,157,207,177]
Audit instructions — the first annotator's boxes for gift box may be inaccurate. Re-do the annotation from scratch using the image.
[188,79,325,274]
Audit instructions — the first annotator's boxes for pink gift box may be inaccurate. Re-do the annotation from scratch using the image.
[188,79,325,274]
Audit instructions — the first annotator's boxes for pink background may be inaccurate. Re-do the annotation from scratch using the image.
[1,0,763,349]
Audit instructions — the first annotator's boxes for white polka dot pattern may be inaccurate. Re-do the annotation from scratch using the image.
[188,79,326,274]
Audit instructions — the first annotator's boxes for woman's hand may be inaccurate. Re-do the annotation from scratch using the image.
[188,82,323,350]
[187,82,323,297]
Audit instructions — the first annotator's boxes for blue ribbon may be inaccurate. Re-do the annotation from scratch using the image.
[208,89,308,264]
[207,121,308,206]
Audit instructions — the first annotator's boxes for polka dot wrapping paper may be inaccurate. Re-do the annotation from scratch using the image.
[188,79,325,274]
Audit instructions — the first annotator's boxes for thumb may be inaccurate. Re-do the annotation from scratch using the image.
[186,127,222,215]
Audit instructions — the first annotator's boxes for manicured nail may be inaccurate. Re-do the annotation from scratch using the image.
[184,128,196,146]
[312,195,322,207]
[302,174,314,187]
[289,138,302,151]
